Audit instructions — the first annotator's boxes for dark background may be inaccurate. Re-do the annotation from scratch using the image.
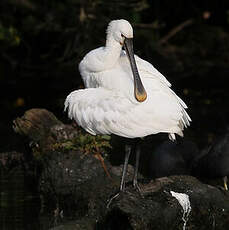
[1,0,229,152]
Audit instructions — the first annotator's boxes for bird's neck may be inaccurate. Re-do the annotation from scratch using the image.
[104,37,122,67]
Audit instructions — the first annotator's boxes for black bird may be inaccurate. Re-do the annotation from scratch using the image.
[192,132,229,190]
[149,140,199,178]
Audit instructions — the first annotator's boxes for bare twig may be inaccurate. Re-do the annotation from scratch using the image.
[134,22,163,30]
[158,19,194,45]
[94,152,113,181]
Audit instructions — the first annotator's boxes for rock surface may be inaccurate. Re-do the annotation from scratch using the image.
[10,108,229,229]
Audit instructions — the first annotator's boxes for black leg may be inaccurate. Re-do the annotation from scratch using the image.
[107,143,132,208]
[120,144,131,191]
[133,142,141,192]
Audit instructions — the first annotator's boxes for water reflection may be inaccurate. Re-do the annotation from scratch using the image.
[0,166,46,229]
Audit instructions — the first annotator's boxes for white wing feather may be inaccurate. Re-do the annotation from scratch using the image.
[65,85,190,139]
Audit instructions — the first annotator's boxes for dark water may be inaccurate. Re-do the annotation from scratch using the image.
[0,166,38,230]
[0,166,62,230]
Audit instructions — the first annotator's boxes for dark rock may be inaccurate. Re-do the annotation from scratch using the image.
[39,148,116,215]
[10,109,229,229]
[49,218,96,230]
[98,176,229,230]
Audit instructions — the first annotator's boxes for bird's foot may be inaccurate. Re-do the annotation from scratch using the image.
[133,181,144,198]
[106,186,133,208]
[106,191,121,208]
[107,183,144,208]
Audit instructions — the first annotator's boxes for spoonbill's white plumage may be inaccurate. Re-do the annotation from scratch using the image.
[64,19,191,202]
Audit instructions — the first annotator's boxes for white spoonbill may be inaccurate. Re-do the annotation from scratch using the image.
[64,19,191,199]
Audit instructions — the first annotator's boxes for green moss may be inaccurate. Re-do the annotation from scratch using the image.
[50,130,111,156]
[72,130,111,155]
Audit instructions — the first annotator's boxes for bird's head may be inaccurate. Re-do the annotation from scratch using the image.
[107,19,133,46]
[107,19,147,102]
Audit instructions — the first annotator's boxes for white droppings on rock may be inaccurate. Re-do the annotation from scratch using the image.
[170,191,191,230]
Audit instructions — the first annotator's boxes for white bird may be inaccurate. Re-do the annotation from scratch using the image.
[65,19,191,201]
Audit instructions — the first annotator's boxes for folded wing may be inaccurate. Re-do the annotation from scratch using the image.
[65,87,190,139]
